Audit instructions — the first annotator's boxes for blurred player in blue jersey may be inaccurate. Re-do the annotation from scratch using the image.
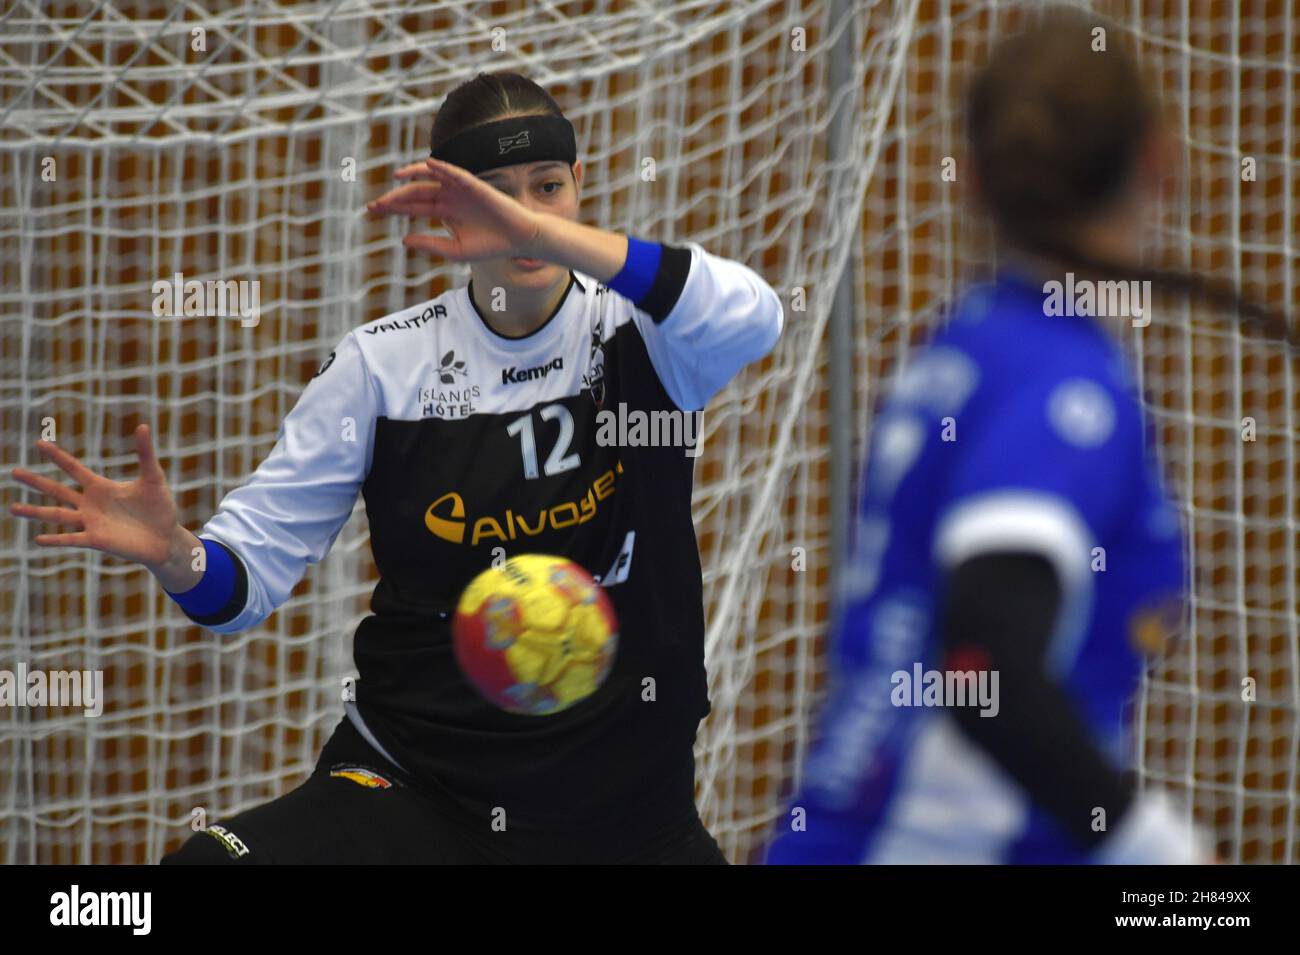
[767,8,1230,864]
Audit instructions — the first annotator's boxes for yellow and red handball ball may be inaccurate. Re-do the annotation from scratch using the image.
[452,554,619,715]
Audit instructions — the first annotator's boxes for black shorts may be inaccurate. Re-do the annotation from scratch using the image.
[161,716,726,865]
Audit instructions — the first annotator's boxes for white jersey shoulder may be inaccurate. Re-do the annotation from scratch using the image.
[346,243,783,418]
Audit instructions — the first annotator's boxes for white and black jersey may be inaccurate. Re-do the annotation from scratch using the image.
[183,242,783,840]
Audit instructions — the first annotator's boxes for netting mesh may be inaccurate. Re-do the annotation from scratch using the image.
[0,0,1295,864]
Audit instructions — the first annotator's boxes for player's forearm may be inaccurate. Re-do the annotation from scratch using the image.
[144,523,205,593]
[527,213,630,281]
[938,552,1138,847]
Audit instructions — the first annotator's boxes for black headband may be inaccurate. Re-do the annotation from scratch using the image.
[430,114,577,174]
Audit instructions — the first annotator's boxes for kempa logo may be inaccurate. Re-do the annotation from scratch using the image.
[890,662,999,717]
[499,129,530,154]
[50,885,151,935]
[1043,272,1153,327]
[0,662,103,717]
[425,461,623,547]
[502,356,563,385]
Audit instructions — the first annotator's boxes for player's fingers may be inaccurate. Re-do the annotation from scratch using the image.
[373,180,440,202]
[393,160,441,180]
[11,467,83,507]
[34,440,97,486]
[425,159,494,197]
[424,158,473,184]
[10,502,84,527]
[33,531,93,548]
[401,233,462,259]
[422,159,500,200]
[421,159,524,222]
[391,169,441,183]
[368,182,442,214]
[134,424,165,482]
[367,199,443,219]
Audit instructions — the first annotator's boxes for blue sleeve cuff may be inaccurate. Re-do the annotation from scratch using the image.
[607,236,663,304]
[165,537,236,617]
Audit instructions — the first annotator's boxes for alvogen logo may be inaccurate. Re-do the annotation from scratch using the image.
[49,885,151,935]
[424,461,624,547]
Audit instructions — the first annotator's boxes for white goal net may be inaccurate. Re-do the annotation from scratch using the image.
[1,0,1295,864]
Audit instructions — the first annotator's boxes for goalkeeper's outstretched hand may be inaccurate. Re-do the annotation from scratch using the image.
[10,424,199,589]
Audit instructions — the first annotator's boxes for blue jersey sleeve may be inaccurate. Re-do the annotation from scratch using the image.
[932,370,1142,604]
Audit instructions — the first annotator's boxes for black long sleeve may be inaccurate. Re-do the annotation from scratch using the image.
[936,551,1136,849]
